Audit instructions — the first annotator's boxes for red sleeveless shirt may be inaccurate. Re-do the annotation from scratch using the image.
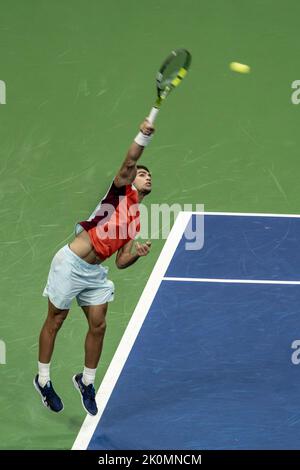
[76,181,140,260]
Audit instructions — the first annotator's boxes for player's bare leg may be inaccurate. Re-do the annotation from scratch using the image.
[82,303,108,369]
[33,299,68,412]
[72,303,108,416]
[39,299,69,364]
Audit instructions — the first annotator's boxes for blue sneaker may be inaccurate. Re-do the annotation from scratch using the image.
[33,375,64,413]
[72,373,98,416]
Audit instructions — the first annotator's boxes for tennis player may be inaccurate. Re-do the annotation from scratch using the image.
[34,119,155,416]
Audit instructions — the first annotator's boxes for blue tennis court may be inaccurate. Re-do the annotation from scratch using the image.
[73,213,300,450]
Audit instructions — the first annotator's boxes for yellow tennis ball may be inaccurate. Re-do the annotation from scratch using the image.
[229,62,250,74]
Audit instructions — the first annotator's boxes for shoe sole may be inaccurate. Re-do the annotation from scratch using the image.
[72,375,97,417]
[33,377,64,413]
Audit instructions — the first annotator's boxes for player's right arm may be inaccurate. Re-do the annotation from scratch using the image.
[114,119,155,188]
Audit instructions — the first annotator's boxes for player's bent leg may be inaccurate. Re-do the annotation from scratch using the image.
[73,303,108,416]
[34,300,68,413]
[39,299,69,364]
[82,303,108,368]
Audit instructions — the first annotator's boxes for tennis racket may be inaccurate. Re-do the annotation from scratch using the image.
[147,48,192,125]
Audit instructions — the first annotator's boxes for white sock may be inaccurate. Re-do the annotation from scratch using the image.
[82,366,96,386]
[38,361,50,387]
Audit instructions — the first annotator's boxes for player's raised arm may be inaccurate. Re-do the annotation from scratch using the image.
[114,119,155,188]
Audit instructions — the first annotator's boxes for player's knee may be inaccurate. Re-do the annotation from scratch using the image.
[49,312,67,333]
[90,319,106,337]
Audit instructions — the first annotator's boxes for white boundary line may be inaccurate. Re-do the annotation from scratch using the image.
[188,211,300,218]
[72,210,300,449]
[163,277,300,285]
[72,211,191,450]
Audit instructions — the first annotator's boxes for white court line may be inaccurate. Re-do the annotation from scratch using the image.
[72,211,191,450]
[187,211,300,218]
[72,210,300,449]
[163,277,300,285]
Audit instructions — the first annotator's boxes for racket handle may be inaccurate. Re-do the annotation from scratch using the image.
[147,106,160,125]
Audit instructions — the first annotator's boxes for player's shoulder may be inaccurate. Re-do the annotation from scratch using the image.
[112,177,136,194]
[109,178,127,195]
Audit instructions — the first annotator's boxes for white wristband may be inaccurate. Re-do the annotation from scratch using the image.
[134,131,153,147]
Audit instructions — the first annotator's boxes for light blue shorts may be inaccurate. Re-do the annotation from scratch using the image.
[43,244,115,310]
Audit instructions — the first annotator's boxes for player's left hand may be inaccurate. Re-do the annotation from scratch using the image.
[135,240,152,257]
